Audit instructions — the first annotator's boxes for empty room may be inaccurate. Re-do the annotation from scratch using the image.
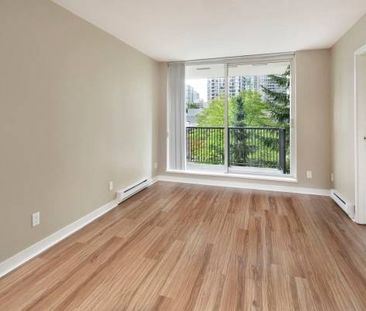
[1,0,366,310]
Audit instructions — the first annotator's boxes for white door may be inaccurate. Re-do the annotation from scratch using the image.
[355,47,366,224]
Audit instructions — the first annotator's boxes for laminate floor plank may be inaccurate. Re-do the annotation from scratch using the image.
[1,182,366,310]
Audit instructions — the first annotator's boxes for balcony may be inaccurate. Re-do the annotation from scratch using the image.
[186,126,287,174]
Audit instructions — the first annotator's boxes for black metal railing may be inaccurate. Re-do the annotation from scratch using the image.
[186,126,287,173]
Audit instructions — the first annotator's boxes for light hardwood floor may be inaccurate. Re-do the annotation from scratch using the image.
[1,182,366,310]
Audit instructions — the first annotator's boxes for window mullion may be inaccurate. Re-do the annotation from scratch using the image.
[224,64,229,173]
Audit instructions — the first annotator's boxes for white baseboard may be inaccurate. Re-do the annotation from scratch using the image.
[116,177,155,203]
[330,189,355,220]
[0,199,119,278]
[0,177,159,279]
[156,175,330,196]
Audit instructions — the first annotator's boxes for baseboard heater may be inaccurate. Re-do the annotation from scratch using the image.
[330,189,355,219]
[116,178,152,203]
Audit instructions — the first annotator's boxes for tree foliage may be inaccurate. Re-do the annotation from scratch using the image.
[261,66,290,128]
[262,66,291,172]
[196,91,272,127]
[186,102,200,110]
[189,70,291,171]
[196,97,226,127]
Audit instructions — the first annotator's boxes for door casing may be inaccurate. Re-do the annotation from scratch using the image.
[354,43,366,224]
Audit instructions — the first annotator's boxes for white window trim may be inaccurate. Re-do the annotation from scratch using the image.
[166,169,298,183]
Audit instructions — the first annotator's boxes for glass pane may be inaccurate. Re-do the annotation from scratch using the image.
[227,62,291,175]
[185,64,226,173]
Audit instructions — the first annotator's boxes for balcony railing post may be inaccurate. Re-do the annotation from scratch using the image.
[227,128,230,167]
[279,128,286,173]
[186,127,190,162]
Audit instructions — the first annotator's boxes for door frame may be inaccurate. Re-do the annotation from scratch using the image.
[354,43,366,224]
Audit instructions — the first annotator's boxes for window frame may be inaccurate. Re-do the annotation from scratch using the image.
[167,52,297,181]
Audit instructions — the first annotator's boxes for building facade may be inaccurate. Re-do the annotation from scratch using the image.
[207,75,284,102]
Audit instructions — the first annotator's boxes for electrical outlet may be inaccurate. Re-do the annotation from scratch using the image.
[331,173,334,182]
[154,162,158,169]
[109,181,114,192]
[32,212,40,227]
[306,170,312,179]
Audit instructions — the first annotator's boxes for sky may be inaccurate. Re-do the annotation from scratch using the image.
[186,79,207,102]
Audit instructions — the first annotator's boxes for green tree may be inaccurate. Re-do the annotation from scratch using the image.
[192,97,227,164]
[261,66,291,172]
[228,91,274,166]
[230,91,273,127]
[196,91,271,127]
[261,66,290,128]
[196,97,226,126]
[193,91,273,165]
[191,86,290,169]
[186,102,200,110]
[230,93,248,165]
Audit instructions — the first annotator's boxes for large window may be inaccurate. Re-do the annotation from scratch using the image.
[168,54,295,178]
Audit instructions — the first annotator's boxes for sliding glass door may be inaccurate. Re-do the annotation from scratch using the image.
[227,61,291,175]
[183,56,293,177]
[185,63,226,173]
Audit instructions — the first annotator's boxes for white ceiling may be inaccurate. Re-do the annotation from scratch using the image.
[52,0,366,62]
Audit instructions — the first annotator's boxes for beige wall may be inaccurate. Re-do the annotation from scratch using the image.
[0,0,161,261]
[295,50,332,188]
[158,50,332,190]
[0,0,339,264]
[331,14,366,203]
